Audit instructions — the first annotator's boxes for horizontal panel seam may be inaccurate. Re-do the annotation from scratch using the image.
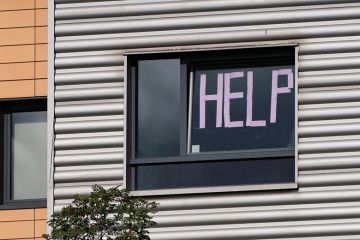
[0,219,36,223]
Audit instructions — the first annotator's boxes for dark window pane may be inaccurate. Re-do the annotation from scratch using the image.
[11,111,47,200]
[135,157,295,190]
[136,59,181,158]
[191,65,295,153]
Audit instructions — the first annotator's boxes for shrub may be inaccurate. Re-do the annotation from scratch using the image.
[43,185,158,240]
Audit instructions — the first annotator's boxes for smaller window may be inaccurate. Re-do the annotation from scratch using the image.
[126,46,297,194]
[0,99,47,208]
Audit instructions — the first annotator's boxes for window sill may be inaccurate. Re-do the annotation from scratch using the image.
[0,199,46,210]
[131,182,298,197]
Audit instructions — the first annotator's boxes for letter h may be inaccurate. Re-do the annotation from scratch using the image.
[199,73,223,129]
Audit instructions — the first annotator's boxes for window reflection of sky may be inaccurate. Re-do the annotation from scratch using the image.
[11,111,47,200]
[137,59,181,158]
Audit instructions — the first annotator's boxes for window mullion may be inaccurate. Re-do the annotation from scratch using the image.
[3,114,11,204]
[180,63,189,157]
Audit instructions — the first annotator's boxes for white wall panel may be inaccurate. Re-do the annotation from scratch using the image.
[51,1,360,239]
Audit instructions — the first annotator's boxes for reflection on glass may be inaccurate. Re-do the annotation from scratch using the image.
[11,111,47,200]
[136,59,181,158]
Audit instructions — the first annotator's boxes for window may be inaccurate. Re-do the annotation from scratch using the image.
[0,99,47,208]
[126,46,297,194]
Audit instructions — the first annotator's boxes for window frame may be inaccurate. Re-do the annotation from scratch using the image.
[0,97,47,209]
[124,44,299,196]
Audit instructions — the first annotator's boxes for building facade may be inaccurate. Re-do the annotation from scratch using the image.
[4,0,360,239]
[49,0,360,239]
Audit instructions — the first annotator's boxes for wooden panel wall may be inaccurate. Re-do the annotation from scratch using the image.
[0,0,48,99]
[0,208,46,240]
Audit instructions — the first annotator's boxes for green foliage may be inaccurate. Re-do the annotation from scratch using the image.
[43,185,158,240]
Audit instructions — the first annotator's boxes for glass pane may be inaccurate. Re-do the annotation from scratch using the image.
[11,111,47,200]
[135,157,295,190]
[190,65,295,153]
[136,59,181,158]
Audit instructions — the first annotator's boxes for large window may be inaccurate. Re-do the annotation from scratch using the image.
[126,46,297,194]
[0,99,47,207]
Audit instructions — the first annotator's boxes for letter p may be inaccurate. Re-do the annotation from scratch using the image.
[270,69,294,123]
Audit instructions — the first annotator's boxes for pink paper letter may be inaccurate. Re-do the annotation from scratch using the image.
[246,71,266,127]
[199,73,223,129]
[270,69,294,123]
[224,72,244,128]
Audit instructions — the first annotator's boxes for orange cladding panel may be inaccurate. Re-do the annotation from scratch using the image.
[0,45,34,63]
[0,10,34,29]
[0,62,34,81]
[36,27,47,44]
[36,9,48,26]
[0,221,34,239]
[35,79,47,96]
[36,44,47,61]
[0,28,34,46]
[0,0,34,11]
[36,61,47,79]
[0,209,34,222]
[0,80,35,98]
[36,0,48,8]
[0,208,48,239]
[35,220,47,238]
[35,208,47,220]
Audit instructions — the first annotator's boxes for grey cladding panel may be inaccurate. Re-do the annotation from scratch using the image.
[52,0,360,239]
